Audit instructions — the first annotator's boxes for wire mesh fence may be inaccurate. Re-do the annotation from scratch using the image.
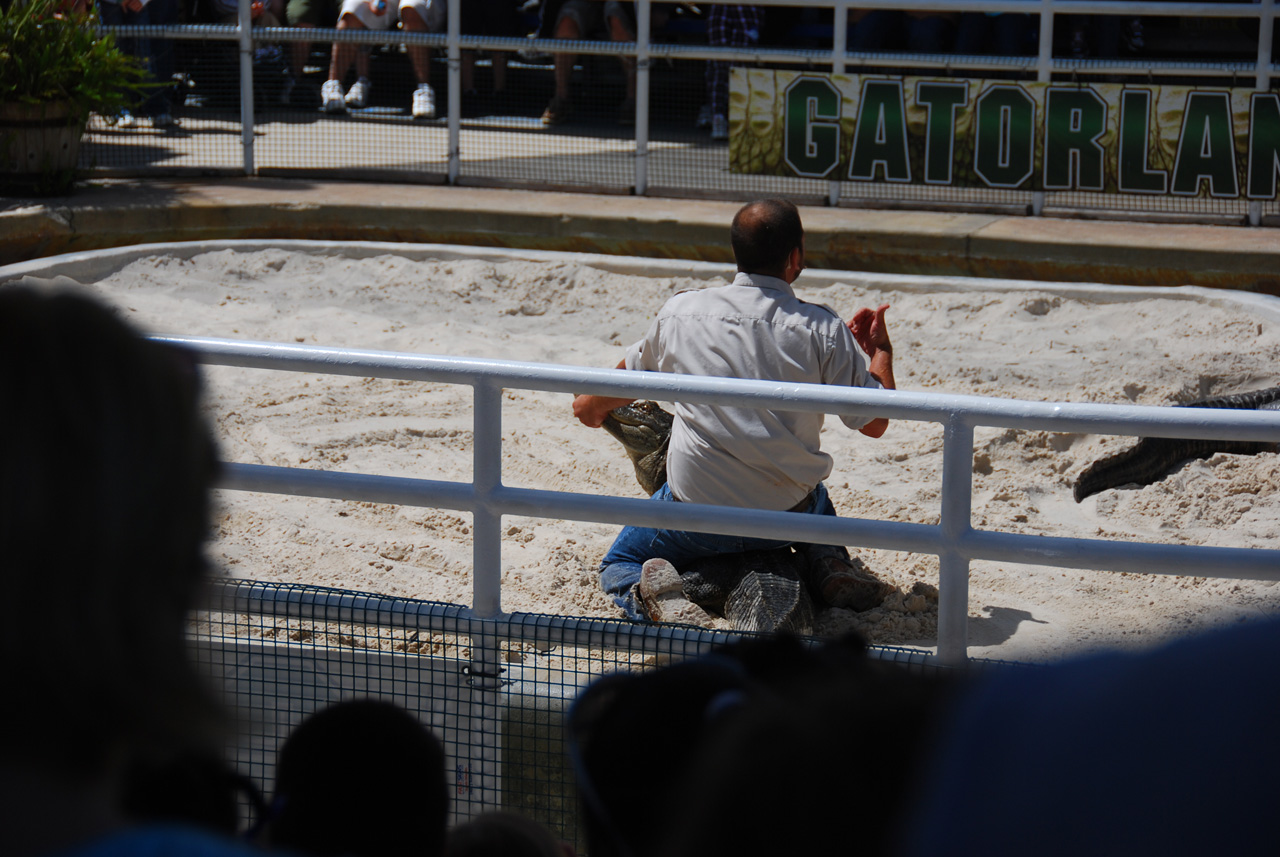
[195,577,948,852]
[74,0,1280,223]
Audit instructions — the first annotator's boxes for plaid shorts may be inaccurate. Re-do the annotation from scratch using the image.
[707,4,762,48]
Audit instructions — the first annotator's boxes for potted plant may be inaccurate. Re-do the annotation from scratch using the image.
[1,0,151,194]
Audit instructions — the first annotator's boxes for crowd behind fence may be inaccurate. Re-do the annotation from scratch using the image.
[88,0,1280,223]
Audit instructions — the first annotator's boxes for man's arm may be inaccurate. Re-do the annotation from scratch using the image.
[848,304,895,438]
[572,359,635,428]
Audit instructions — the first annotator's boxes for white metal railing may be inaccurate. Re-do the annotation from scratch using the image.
[156,333,1280,664]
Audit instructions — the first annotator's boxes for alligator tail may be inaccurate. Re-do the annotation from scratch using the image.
[1072,385,1280,503]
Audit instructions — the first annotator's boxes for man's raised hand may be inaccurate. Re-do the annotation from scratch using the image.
[849,303,892,358]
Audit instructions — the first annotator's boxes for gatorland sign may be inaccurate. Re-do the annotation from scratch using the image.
[729,69,1280,199]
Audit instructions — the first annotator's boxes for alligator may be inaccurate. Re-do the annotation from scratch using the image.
[1073,385,1280,503]
[601,400,673,496]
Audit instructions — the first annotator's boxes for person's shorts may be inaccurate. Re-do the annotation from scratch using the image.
[286,0,337,27]
[555,0,634,39]
[338,0,442,30]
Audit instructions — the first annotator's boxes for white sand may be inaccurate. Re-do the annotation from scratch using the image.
[37,247,1280,662]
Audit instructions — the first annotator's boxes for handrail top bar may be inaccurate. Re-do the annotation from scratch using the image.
[102,0,1273,39]
[100,0,1276,16]
[156,334,1280,441]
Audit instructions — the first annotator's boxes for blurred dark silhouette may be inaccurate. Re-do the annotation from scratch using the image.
[261,698,450,857]
[444,810,576,857]
[0,287,266,857]
[568,632,961,857]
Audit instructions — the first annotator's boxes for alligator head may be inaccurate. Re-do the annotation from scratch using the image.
[601,400,674,496]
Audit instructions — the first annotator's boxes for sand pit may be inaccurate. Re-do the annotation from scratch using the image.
[12,244,1280,662]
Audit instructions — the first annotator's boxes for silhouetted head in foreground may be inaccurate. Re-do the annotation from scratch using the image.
[0,286,230,856]
[265,698,450,857]
[568,632,962,857]
[0,286,221,771]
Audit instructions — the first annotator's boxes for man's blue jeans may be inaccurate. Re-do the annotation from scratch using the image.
[598,482,843,620]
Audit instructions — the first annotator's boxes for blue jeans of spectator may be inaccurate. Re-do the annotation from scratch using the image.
[99,0,177,117]
[598,481,843,620]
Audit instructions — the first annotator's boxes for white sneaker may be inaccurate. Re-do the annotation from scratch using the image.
[321,79,345,113]
[116,110,137,128]
[344,76,371,109]
[412,83,435,119]
[711,113,728,141]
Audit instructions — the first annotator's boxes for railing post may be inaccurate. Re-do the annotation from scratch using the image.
[1251,0,1275,225]
[635,0,651,195]
[937,413,974,665]
[472,379,503,619]
[447,0,461,184]
[828,2,848,207]
[1031,0,1055,216]
[237,0,255,175]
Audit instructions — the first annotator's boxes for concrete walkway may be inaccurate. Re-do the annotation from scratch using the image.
[3,177,1279,293]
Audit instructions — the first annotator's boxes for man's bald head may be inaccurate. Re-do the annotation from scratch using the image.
[731,198,804,279]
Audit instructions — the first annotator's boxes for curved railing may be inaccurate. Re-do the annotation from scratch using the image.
[158,331,1280,663]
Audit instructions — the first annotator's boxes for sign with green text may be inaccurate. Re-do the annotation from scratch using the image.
[729,69,1280,199]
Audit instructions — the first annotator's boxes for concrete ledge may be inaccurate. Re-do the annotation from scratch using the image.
[3,178,1278,293]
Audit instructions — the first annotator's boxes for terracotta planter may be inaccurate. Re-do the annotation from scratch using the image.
[0,101,86,190]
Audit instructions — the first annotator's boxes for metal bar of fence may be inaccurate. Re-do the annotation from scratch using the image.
[937,415,976,665]
[447,0,460,184]
[472,380,503,619]
[157,335,1280,443]
[218,461,1280,578]
[162,334,1280,662]
[236,0,254,175]
[208,578,762,660]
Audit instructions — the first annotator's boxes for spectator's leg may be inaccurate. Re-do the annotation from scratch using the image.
[141,0,178,121]
[492,51,508,93]
[702,6,726,128]
[290,23,315,79]
[287,0,335,81]
[605,0,636,123]
[552,12,579,103]
[320,8,367,111]
[541,7,581,123]
[707,6,761,139]
[400,2,438,119]
[328,13,364,86]
[462,51,477,91]
[98,0,137,124]
[400,6,433,85]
